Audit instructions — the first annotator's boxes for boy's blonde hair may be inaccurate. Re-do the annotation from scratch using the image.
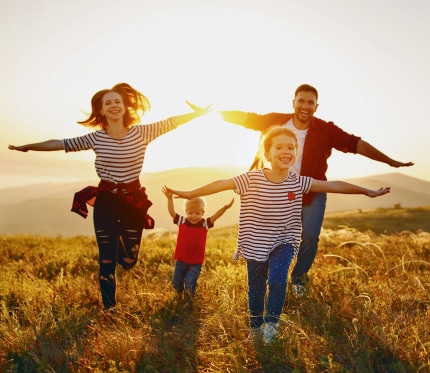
[184,197,206,213]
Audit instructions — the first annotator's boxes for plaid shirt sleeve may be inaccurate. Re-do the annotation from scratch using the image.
[301,118,361,205]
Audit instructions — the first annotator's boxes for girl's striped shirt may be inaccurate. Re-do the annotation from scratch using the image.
[62,120,177,184]
[232,169,312,262]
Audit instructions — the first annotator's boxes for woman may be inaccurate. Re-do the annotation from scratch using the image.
[9,82,208,311]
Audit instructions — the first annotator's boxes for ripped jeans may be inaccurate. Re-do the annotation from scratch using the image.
[93,192,145,310]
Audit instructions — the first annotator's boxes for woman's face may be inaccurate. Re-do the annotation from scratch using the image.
[100,91,125,122]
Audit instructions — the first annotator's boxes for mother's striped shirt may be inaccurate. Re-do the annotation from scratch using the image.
[232,170,312,262]
[62,120,177,184]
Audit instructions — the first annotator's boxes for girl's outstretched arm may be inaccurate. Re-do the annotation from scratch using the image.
[165,179,236,199]
[8,140,64,152]
[310,179,390,198]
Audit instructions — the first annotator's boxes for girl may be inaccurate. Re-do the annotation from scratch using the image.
[9,82,208,312]
[165,125,390,343]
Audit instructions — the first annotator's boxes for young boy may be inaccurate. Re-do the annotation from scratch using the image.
[162,186,234,300]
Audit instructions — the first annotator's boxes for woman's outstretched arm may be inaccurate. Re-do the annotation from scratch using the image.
[8,139,64,152]
[169,102,211,126]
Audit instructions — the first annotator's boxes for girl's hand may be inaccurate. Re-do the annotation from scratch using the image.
[164,186,193,199]
[368,187,390,198]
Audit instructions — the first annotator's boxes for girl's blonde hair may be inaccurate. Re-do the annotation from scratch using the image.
[250,125,299,169]
[184,197,206,213]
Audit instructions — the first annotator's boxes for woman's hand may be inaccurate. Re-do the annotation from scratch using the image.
[8,145,30,152]
[186,101,212,116]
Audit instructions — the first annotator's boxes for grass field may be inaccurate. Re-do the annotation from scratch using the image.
[0,207,429,372]
[323,206,430,235]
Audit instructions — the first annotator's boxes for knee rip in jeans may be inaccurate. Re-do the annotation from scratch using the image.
[125,229,140,240]
[96,230,110,244]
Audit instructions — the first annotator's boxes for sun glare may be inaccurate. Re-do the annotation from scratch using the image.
[143,112,261,173]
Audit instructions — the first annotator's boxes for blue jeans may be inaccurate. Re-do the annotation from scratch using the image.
[172,260,203,296]
[93,192,145,310]
[246,243,294,328]
[291,192,327,286]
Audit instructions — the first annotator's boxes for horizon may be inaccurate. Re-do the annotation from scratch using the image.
[1,169,429,237]
[0,159,429,191]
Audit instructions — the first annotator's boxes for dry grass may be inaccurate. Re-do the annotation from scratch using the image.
[0,217,429,372]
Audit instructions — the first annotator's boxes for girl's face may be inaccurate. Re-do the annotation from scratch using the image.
[100,92,125,122]
[265,134,297,170]
[186,207,204,224]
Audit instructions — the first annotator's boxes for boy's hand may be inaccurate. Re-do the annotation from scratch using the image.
[225,198,234,209]
[162,185,173,199]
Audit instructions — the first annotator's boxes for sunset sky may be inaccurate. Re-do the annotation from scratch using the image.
[1,0,429,188]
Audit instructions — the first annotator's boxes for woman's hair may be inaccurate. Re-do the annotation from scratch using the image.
[250,125,299,170]
[78,83,151,129]
[184,197,206,213]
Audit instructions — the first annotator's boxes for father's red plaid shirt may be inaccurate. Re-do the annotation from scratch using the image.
[223,112,361,205]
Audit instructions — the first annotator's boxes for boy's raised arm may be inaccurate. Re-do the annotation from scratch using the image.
[209,198,234,225]
[161,186,177,218]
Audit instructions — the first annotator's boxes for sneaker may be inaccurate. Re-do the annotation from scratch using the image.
[263,322,279,344]
[248,325,264,342]
[292,284,306,297]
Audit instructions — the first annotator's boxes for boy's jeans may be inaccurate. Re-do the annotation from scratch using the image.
[172,260,202,295]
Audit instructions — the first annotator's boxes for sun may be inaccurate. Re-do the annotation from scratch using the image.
[142,112,261,173]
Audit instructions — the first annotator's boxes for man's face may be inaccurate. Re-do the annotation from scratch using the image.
[292,90,318,125]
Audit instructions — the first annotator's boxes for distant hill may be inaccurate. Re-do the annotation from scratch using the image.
[0,168,429,237]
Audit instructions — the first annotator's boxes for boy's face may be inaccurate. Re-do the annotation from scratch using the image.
[186,207,204,224]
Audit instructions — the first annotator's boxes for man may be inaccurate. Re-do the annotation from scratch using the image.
[202,84,414,296]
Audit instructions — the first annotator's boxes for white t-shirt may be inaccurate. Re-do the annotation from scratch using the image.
[283,118,308,175]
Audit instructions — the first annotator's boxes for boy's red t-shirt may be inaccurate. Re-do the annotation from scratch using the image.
[173,214,214,264]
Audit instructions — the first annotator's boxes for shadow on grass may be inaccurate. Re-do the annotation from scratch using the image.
[144,297,201,372]
[284,283,420,373]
